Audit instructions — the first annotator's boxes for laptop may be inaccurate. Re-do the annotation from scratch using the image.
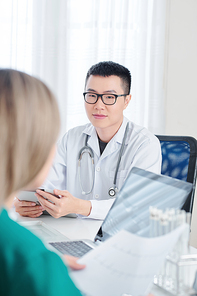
[20,167,192,257]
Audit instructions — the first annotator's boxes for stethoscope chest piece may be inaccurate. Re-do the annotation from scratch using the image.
[108,187,118,198]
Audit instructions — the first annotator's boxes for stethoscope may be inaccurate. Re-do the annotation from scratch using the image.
[78,122,129,198]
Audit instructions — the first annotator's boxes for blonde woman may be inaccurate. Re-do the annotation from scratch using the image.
[0,69,84,296]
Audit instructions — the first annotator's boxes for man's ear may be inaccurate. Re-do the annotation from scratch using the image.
[124,94,131,110]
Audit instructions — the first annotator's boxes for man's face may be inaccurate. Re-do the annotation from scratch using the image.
[84,75,131,139]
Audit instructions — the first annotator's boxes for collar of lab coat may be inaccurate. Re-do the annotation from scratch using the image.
[82,116,130,158]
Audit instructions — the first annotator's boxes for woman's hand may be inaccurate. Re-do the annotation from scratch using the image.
[35,189,92,218]
[13,197,44,217]
[64,255,85,270]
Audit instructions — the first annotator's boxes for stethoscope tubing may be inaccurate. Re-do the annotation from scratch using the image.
[113,122,129,189]
[78,122,129,197]
[78,144,95,195]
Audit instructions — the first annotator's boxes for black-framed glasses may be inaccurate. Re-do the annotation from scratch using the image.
[83,92,128,105]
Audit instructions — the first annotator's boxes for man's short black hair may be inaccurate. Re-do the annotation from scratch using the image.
[85,61,131,94]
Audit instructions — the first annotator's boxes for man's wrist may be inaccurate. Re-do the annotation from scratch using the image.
[75,198,92,216]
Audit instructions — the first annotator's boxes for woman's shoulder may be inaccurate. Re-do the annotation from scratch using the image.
[0,209,81,296]
[0,208,47,259]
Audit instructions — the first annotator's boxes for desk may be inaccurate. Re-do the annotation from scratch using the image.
[10,209,197,296]
[10,210,103,241]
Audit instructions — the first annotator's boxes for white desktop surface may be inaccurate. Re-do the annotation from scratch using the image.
[12,210,103,241]
[10,209,197,296]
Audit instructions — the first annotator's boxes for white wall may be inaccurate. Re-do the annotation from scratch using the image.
[164,0,197,247]
[164,0,197,138]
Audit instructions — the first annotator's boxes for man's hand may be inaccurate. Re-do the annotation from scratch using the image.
[35,189,92,218]
[64,255,85,270]
[13,198,44,217]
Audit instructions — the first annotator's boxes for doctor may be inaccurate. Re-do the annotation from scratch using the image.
[14,61,162,220]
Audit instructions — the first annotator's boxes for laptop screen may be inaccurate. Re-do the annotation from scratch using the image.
[95,167,192,242]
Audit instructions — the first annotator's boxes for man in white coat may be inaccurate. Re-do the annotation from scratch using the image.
[15,61,162,220]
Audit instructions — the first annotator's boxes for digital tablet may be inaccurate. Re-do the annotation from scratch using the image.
[17,190,40,204]
[17,190,77,218]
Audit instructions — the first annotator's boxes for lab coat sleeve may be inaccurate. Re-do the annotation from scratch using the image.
[87,199,115,220]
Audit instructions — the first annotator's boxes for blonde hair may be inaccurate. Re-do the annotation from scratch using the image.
[0,69,60,205]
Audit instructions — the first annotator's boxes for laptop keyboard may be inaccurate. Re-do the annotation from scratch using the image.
[49,241,93,257]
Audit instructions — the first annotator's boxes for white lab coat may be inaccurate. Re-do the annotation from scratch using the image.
[43,117,162,219]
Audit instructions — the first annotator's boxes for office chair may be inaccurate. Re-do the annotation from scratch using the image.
[155,135,197,213]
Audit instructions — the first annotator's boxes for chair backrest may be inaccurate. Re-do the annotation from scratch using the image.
[155,135,197,213]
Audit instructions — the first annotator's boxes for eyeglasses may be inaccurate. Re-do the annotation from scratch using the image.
[83,92,128,105]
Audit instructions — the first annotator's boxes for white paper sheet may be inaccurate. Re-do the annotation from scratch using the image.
[70,224,188,296]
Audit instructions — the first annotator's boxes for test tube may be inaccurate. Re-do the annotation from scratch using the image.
[160,212,169,236]
[149,206,155,238]
[155,208,162,237]
[168,208,176,232]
